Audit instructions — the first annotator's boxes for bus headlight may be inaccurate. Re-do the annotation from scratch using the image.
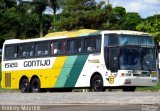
[151,71,157,77]
[121,73,131,76]
[152,80,157,83]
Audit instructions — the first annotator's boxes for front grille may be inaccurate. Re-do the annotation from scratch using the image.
[5,73,11,87]
[133,74,141,76]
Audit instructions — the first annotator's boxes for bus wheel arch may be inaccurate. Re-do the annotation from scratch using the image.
[30,75,41,93]
[90,72,105,92]
[19,76,30,93]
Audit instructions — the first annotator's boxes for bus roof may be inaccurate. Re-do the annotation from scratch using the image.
[45,29,150,38]
[101,30,150,36]
[4,29,150,44]
[45,29,100,38]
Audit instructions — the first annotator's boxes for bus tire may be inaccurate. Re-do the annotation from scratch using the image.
[31,78,41,93]
[122,87,136,92]
[91,75,105,92]
[20,79,30,93]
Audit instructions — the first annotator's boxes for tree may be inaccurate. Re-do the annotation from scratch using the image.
[47,0,62,31]
[53,0,108,31]
[113,6,126,18]
[53,1,128,31]
[0,0,18,39]
[136,14,160,43]
[32,0,48,37]
[118,12,141,30]
[15,1,31,38]
[1,0,158,44]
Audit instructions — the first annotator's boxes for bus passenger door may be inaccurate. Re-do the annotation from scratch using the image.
[108,48,120,72]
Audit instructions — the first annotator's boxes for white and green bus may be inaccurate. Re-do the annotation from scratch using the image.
[1,29,158,92]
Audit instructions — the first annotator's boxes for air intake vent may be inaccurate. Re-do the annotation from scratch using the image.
[5,73,11,87]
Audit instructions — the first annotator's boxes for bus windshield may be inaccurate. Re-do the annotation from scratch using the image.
[119,35,155,46]
[105,34,155,46]
[141,48,156,71]
[104,34,156,71]
[120,47,141,70]
[119,47,156,71]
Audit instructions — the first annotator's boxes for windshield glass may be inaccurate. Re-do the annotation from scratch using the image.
[119,35,154,46]
[120,48,141,70]
[104,34,155,47]
[104,34,156,71]
[142,48,156,71]
[119,47,156,71]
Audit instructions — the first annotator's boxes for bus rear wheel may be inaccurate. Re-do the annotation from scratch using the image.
[31,78,41,93]
[20,79,30,93]
[91,75,105,92]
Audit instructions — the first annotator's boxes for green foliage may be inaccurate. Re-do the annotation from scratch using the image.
[53,0,98,31]
[0,0,53,39]
[136,83,160,91]
[52,1,142,32]
[136,15,160,43]
[113,6,126,17]
[118,12,141,30]
[0,0,159,44]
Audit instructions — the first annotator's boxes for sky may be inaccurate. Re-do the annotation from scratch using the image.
[98,0,160,18]
[45,0,160,18]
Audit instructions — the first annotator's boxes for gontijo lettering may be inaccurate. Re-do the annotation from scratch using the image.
[24,59,50,67]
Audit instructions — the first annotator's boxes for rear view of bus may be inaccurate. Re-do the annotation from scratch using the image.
[103,31,158,91]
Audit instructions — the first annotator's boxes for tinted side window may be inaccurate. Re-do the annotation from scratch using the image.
[35,42,50,56]
[67,40,75,53]
[5,45,18,60]
[19,43,35,57]
[84,38,93,52]
[93,38,101,51]
[84,37,101,52]
[75,39,83,52]
[108,34,119,46]
[51,40,66,55]
[67,38,83,53]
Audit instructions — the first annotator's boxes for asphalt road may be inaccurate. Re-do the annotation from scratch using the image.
[0,92,160,111]
[0,92,160,105]
[0,104,159,111]
[35,104,158,111]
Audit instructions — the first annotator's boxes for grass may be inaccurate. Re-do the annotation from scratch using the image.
[72,84,160,92]
[0,88,10,93]
[136,83,160,91]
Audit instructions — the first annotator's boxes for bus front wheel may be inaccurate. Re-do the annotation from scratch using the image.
[91,75,105,92]
[20,79,30,93]
[31,78,41,93]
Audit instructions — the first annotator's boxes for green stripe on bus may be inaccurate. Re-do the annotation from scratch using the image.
[55,56,77,87]
[64,54,89,87]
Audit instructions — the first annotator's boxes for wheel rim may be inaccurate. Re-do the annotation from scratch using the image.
[21,81,29,93]
[31,79,40,92]
[91,75,104,92]
[94,80,102,90]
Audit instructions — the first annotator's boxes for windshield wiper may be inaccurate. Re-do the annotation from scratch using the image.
[143,61,152,72]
